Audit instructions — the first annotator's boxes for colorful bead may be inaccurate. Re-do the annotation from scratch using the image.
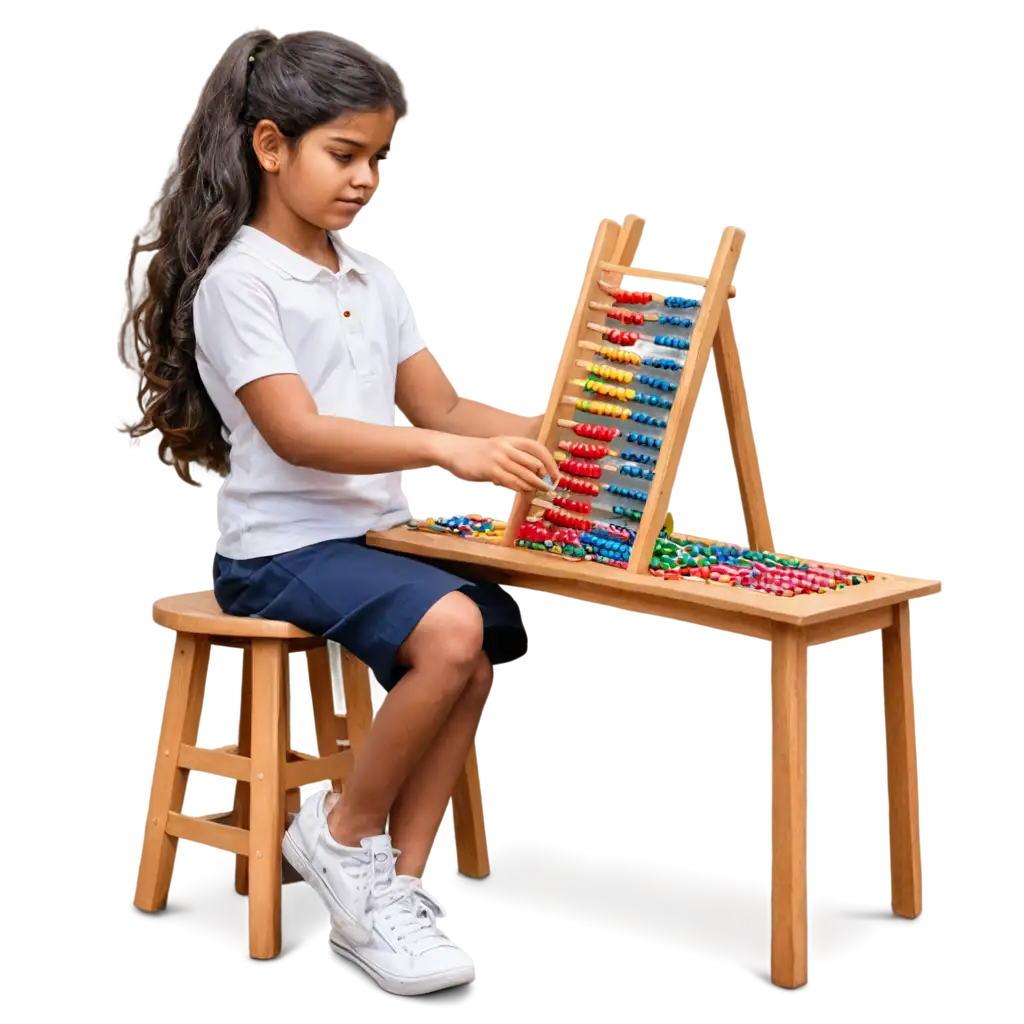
[607,329,640,346]
[559,457,602,479]
[619,464,655,481]
[606,308,645,325]
[606,484,648,502]
[598,345,641,365]
[657,315,694,327]
[571,422,620,441]
[611,290,654,304]
[557,474,600,496]
[644,356,684,372]
[653,334,690,351]
[626,431,662,449]
[664,296,700,309]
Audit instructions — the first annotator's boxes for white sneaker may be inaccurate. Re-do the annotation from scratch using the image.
[328,856,475,995]
[281,789,379,944]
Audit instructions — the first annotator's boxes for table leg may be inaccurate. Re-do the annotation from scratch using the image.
[771,623,808,988]
[882,601,923,918]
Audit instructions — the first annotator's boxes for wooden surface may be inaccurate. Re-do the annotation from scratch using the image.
[153,591,314,639]
[367,527,940,629]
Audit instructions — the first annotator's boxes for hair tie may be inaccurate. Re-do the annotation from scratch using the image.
[241,48,259,122]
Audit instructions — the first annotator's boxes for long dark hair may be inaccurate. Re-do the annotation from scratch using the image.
[118,29,407,483]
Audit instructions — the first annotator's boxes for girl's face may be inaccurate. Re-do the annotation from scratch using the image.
[256,107,396,231]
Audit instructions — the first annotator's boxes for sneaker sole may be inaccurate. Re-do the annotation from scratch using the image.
[328,931,475,996]
[281,827,371,945]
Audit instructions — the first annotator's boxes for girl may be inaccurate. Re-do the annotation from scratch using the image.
[118,28,559,996]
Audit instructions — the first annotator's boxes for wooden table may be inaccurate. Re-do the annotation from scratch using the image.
[367,524,940,988]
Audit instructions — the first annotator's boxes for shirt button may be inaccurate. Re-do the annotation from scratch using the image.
[343,310,352,318]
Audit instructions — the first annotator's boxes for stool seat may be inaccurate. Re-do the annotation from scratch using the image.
[153,590,313,639]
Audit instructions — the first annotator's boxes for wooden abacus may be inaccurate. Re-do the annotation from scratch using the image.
[372,207,937,991]
[503,212,770,585]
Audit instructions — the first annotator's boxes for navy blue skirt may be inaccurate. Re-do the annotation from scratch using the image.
[212,536,527,691]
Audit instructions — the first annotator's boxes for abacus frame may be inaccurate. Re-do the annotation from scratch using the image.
[502,216,769,571]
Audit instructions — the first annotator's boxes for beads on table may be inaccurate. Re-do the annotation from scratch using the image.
[406,515,506,544]
[646,535,875,595]
[657,315,694,327]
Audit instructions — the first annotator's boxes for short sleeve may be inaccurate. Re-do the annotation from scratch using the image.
[392,273,428,364]
[193,271,298,393]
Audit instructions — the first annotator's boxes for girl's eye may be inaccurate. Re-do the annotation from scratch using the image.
[332,153,387,164]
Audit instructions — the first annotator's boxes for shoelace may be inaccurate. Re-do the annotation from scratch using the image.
[371,859,451,953]
[403,879,447,924]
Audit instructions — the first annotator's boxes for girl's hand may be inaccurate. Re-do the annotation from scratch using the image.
[435,434,560,493]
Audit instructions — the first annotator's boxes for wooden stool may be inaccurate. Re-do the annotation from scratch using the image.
[133,590,490,959]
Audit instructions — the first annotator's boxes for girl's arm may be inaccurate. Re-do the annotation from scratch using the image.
[396,349,543,440]
[236,372,559,493]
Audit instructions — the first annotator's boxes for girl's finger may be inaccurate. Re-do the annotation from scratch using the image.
[492,467,534,493]
[498,454,550,493]
[514,437,560,481]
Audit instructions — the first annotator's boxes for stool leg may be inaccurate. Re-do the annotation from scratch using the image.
[339,648,374,758]
[307,646,346,789]
[134,632,211,912]
[248,638,286,959]
[281,652,301,815]
[232,645,253,896]
[452,741,490,878]
[882,602,923,918]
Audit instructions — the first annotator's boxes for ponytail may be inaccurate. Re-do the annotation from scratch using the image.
[118,29,407,483]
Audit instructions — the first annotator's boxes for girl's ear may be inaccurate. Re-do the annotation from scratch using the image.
[252,119,286,173]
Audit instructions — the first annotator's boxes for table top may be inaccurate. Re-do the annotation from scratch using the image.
[366,526,941,632]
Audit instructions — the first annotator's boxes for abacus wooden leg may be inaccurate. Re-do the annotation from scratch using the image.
[881,602,923,919]
[452,741,490,878]
[339,648,374,757]
[307,645,346,789]
[770,624,808,989]
[248,638,286,959]
[135,632,211,912]
[233,644,253,896]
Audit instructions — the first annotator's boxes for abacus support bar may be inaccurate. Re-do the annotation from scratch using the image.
[599,261,737,298]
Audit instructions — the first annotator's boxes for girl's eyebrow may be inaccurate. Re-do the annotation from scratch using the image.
[328,135,390,152]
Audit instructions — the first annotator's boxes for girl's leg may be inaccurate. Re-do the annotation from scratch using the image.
[387,650,493,878]
[326,589,485,846]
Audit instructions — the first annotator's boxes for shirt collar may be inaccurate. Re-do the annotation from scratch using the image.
[235,224,369,281]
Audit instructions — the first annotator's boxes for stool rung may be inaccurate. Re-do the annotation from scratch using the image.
[178,744,249,781]
[166,811,248,856]
[283,750,354,789]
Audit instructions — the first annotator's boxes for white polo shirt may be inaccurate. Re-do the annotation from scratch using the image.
[192,224,426,559]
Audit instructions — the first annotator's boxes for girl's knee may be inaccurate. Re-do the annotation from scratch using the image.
[406,590,484,672]
[463,652,493,706]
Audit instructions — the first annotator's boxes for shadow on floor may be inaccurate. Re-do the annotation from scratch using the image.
[125,839,929,999]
